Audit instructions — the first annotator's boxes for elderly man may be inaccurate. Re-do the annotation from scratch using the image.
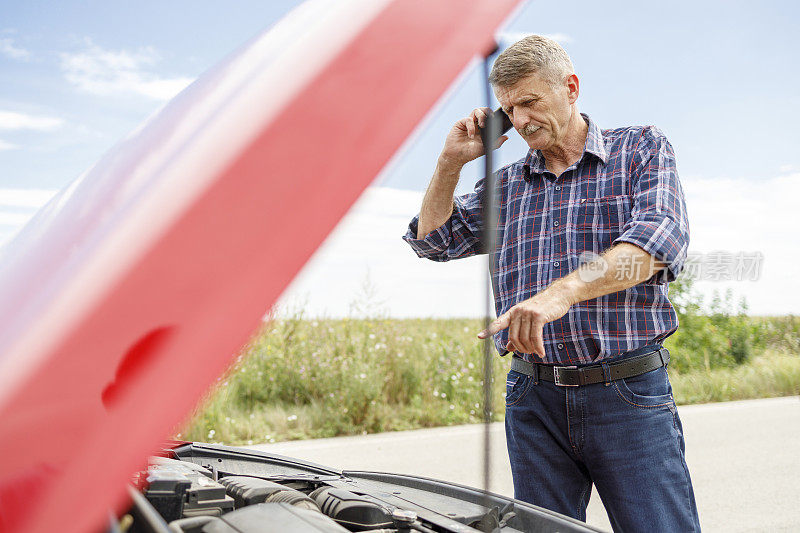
[403,36,701,532]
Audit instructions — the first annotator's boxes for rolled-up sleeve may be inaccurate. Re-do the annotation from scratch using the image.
[402,177,487,262]
[613,127,690,283]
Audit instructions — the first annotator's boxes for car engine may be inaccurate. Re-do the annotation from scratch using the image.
[113,442,598,533]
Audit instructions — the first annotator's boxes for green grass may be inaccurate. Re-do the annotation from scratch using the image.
[669,350,800,404]
[177,315,800,446]
[178,317,507,445]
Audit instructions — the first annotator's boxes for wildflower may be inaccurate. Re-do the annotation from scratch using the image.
[441,392,447,399]
[359,373,367,379]
[449,405,455,410]
[287,414,298,422]
[433,390,439,397]
[207,429,216,439]
[247,440,253,445]
[468,362,475,369]
[369,334,376,339]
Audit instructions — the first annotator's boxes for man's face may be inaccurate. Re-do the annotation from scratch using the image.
[494,73,575,151]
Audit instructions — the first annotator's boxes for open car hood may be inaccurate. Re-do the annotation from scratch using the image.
[0,1,525,531]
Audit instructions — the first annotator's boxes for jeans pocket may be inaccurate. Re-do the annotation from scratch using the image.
[505,370,532,406]
[612,366,675,409]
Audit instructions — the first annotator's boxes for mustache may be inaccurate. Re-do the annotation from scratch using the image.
[519,123,540,136]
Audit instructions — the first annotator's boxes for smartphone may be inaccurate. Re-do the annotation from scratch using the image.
[479,107,514,151]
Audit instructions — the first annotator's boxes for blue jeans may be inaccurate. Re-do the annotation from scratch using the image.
[505,358,701,532]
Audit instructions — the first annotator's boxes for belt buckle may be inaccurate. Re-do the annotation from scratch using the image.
[553,365,578,387]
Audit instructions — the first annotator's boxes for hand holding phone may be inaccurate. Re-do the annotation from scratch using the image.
[479,107,513,153]
[439,107,513,170]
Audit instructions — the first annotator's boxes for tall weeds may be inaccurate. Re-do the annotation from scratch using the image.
[179,278,799,445]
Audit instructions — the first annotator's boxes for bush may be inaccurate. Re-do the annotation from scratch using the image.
[665,277,762,372]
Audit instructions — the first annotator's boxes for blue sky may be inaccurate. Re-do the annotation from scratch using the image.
[1,0,799,315]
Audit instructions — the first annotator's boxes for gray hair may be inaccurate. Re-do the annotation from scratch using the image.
[489,35,575,88]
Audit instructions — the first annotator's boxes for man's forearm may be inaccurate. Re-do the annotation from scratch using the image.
[416,159,462,239]
[548,243,667,306]
[477,242,669,353]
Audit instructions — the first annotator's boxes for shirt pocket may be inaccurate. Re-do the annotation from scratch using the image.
[575,195,632,253]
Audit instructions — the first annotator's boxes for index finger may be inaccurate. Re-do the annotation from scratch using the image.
[477,312,510,339]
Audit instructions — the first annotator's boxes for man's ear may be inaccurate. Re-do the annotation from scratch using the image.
[566,73,580,104]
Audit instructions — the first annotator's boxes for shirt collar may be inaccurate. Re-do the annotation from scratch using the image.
[523,113,608,178]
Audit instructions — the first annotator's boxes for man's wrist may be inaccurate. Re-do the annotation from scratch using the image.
[436,155,464,177]
[545,276,585,307]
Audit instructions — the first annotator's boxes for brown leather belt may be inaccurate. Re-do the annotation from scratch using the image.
[510,347,670,387]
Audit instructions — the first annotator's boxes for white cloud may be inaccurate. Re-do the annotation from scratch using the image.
[0,212,36,226]
[0,188,57,208]
[59,39,194,100]
[0,110,64,131]
[278,177,800,318]
[682,173,800,314]
[0,140,19,151]
[3,178,795,318]
[0,37,31,61]
[276,187,487,318]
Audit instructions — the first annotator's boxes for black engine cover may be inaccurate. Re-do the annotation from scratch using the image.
[310,487,393,531]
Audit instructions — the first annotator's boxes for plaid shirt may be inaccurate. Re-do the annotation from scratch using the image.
[403,114,690,365]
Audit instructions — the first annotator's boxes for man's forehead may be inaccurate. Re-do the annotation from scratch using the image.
[494,74,548,104]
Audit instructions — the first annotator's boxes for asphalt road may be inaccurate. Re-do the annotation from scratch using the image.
[248,396,800,532]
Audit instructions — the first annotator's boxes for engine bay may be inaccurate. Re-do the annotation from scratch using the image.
[113,442,598,533]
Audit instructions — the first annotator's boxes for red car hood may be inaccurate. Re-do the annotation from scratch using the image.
[0,0,523,531]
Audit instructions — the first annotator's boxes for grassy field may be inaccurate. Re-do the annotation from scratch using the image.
[177,311,800,446]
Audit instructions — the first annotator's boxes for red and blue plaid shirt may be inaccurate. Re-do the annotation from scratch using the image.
[403,114,690,365]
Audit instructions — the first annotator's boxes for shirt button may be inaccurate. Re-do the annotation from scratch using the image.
[557,343,565,349]
[554,261,560,267]
[555,185,561,191]
[553,221,560,227]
